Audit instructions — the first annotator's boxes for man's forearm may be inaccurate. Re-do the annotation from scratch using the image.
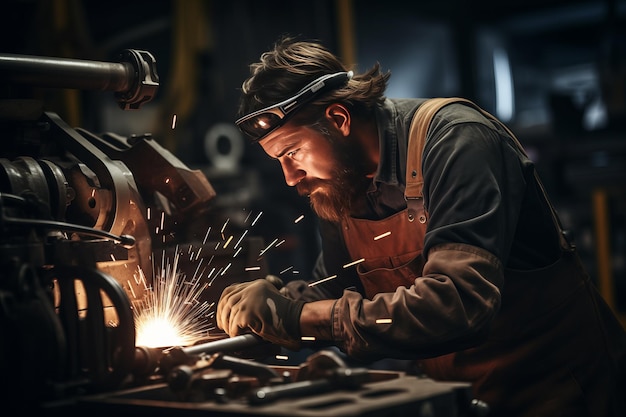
[300,299,336,340]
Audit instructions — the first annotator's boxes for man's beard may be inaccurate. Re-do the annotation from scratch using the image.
[296,130,371,223]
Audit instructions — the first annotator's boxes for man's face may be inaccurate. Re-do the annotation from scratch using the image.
[259,119,370,222]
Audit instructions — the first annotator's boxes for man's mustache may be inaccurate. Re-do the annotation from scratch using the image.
[296,178,330,197]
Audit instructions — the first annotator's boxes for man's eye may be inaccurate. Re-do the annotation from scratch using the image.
[287,149,298,158]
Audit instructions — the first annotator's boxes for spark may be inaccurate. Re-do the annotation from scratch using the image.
[220,263,232,275]
[245,266,261,271]
[171,114,177,129]
[275,239,286,247]
[251,211,263,227]
[233,247,242,257]
[280,266,294,275]
[275,355,289,361]
[127,280,137,299]
[110,254,116,261]
[308,275,337,287]
[259,238,278,257]
[223,235,233,249]
[343,258,365,268]
[376,318,393,324]
[301,336,316,341]
[134,248,212,348]
[160,211,165,230]
[234,229,248,249]
[202,227,212,245]
[294,214,304,223]
[374,231,391,240]
[147,207,151,220]
[221,218,230,233]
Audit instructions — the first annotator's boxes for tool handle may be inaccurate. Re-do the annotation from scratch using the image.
[248,379,331,405]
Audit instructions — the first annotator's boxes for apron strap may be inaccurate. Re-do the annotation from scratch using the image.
[405,97,571,249]
[406,97,465,223]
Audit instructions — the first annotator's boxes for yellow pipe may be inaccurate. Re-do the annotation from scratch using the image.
[592,187,615,310]
[335,0,356,68]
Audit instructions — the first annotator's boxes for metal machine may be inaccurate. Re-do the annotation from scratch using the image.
[0,50,485,416]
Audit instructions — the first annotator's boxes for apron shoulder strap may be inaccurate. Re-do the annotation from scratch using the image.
[405,97,469,222]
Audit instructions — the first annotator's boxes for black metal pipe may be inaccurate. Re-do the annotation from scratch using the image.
[0,53,132,91]
[183,333,266,357]
[0,49,159,109]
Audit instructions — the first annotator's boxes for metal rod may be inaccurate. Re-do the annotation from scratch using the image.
[183,333,266,357]
[0,53,132,92]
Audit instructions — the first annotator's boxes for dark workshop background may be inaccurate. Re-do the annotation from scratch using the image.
[2,0,625,324]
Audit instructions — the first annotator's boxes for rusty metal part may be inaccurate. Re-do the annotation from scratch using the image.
[75,129,216,219]
[166,352,281,392]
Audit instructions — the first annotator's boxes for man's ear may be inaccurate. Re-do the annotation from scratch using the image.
[325,103,350,137]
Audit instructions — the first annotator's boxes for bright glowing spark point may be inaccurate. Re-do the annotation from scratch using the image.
[245,266,261,271]
[110,254,116,261]
[171,114,177,129]
[294,214,304,223]
[343,258,365,268]
[223,235,233,248]
[221,218,229,234]
[301,336,316,341]
[202,227,211,245]
[308,275,337,287]
[374,231,391,240]
[147,207,151,220]
[160,211,165,230]
[221,263,232,275]
[275,355,289,360]
[127,280,136,298]
[276,239,285,247]
[280,266,293,274]
[376,318,393,324]
[134,249,212,348]
[233,247,242,257]
[251,211,263,226]
[259,238,278,256]
[234,230,248,249]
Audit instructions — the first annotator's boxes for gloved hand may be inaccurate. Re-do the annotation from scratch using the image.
[216,278,306,351]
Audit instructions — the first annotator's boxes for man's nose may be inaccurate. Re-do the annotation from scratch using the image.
[281,160,305,186]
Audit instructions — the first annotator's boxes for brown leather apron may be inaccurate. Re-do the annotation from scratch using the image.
[341,98,626,416]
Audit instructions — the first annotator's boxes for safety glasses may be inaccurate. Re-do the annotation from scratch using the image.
[235,71,353,141]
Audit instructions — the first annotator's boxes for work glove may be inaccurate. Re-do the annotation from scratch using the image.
[216,277,306,351]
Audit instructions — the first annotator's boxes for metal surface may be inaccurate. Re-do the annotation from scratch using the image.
[65,372,474,417]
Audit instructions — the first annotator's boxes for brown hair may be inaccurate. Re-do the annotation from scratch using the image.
[238,36,391,124]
